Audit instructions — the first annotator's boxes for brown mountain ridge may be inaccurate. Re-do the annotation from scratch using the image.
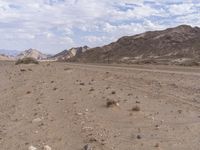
[69,25,200,65]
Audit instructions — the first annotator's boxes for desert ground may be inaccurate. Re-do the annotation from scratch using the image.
[0,61,200,150]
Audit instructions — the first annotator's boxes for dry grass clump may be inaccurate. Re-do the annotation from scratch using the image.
[15,57,39,65]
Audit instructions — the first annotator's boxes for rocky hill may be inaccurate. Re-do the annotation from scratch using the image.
[52,46,89,61]
[70,25,200,65]
[17,49,48,60]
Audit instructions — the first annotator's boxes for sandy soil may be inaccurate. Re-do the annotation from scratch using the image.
[0,61,200,150]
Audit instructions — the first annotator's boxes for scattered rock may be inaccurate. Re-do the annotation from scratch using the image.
[26,91,31,94]
[89,88,95,92]
[80,82,85,86]
[132,106,140,112]
[155,143,160,147]
[83,144,91,150]
[53,87,57,91]
[106,86,110,89]
[32,118,42,123]
[76,112,83,116]
[44,145,52,150]
[28,145,37,150]
[89,137,97,143]
[64,68,71,71]
[155,125,160,129]
[82,126,93,131]
[20,69,26,72]
[178,110,182,114]
[111,91,116,94]
[106,99,119,107]
[137,135,142,139]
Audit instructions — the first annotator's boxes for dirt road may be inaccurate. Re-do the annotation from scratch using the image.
[0,61,200,150]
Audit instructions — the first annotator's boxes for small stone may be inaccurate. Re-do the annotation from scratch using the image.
[20,69,26,72]
[28,145,37,150]
[83,144,91,150]
[178,110,182,114]
[44,145,52,150]
[132,106,140,111]
[89,88,95,91]
[137,135,142,139]
[111,91,116,94]
[89,137,97,142]
[106,99,119,107]
[32,118,42,123]
[80,82,85,86]
[26,91,31,94]
[53,87,57,91]
[76,112,83,116]
[155,143,160,147]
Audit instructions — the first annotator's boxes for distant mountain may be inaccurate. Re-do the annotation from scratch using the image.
[70,25,200,65]
[17,48,48,60]
[52,46,89,61]
[0,54,14,61]
[0,49,21,57]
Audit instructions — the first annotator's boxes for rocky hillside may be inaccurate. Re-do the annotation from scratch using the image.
[17,49,48,60]
[70,25,200,65]
[52,46,89,61]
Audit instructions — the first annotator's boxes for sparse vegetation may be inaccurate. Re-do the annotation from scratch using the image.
[15,57,39,65]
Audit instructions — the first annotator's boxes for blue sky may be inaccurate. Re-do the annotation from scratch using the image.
[0,0,200,54]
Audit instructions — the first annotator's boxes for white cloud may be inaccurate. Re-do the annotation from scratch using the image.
[168,3,195,15]
[0,0,199,53]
